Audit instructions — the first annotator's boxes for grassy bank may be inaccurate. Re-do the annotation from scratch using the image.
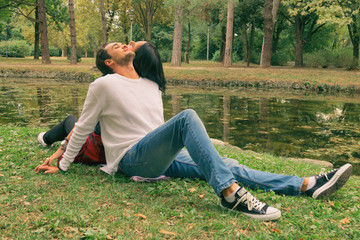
[1,57,360,92]
[0,125,359,239]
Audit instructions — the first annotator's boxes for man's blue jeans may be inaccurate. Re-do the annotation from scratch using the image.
[119,109,304,197]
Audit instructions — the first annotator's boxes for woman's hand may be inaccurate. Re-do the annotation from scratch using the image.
[34,165,59,174]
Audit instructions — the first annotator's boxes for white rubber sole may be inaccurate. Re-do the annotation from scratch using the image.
[242,208,281,221]
[312,163,353,199]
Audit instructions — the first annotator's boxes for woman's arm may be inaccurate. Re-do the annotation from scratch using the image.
[34,127,75,173]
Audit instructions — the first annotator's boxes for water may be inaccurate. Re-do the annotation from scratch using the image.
[1,78,360,174]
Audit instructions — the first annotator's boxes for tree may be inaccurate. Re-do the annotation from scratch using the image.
[260,0,280,67]
[132,0,164,41]
[171,5,183,66]
[336,0,360,67]
[223,0,237,67]
[100,0,107,44]
[282,0,326,67]
[69,0,76,64]
[38,0,50,63]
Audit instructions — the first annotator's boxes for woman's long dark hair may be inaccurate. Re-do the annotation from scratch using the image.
[133,43,166,93]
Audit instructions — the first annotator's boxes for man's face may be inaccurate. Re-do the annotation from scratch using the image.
[105,42,135,66]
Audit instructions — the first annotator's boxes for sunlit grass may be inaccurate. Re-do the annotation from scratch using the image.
[0,125,359,239]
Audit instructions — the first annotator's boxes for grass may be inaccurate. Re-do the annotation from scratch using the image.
[1,57,360,90]
[1,125,359,239]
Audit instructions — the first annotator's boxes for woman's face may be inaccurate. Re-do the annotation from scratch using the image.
[128,41,147,53]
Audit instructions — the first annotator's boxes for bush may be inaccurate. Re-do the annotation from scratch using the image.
[304,48,354,69]
[49,46,61,57]
[0,40,31,57]
[67,47,83,62]
[212,50,240,63]
[271,51,290,66]
[158,49,172,62]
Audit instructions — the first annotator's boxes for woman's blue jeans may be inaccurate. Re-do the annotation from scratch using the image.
[119,109,304,197]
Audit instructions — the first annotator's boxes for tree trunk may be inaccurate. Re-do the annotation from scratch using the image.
[34,2,40,60]
[294,14,304,67]
[272,19,283,53]
[219,24,226,62]
[224,1,236,68]
[242,24,248,62]
[260,0,280,68]
[171,6,183,66]
[247,23,255,67]
[145,4,152,41]
[184,22,191,64]
[69,0,77,64]
[38,0,51,64]
[348,23,359,67]
[62,48,67,57]
[100,0,107,44]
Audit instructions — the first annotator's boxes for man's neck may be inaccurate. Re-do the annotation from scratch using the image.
[113,64,139,79]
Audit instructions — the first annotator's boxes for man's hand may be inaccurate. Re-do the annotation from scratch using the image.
[34,165,59,174]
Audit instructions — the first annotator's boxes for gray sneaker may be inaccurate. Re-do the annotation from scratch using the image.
[305,164,353,199]
[221,187,281,221]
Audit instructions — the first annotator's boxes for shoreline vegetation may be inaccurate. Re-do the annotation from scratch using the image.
[1,57,360,94]
[0,125,359,239]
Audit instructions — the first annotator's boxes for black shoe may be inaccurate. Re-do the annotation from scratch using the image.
[221,187,281,221]
[305,163,352,200]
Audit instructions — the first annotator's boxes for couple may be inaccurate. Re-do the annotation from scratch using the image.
[35,41,353,221]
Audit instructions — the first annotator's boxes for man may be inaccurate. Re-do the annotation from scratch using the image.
[36,42,352,221]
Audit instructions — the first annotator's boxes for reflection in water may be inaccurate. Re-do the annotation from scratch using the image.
[1,78,360,174]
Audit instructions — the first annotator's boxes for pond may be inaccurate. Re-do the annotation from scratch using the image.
[1,77,360,175]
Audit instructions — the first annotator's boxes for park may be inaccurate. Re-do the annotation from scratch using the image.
[1,0,360,239]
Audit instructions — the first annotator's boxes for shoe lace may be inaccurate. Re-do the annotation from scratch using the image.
[318,168,336,181]
[232,191,265,211]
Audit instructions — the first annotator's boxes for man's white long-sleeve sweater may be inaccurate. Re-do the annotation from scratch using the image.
[59,73,164,175]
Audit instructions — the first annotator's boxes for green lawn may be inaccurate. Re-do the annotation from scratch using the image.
[1,125,359,239]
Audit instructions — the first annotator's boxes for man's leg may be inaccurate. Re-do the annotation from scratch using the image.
[119,109,235,196]
[164,149,304,196]
[42,115,78,145]
[119,109,281,221]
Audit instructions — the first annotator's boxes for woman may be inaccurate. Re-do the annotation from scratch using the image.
[35,41,165,172]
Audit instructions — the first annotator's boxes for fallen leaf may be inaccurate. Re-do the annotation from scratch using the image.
[189,188,196,193]
[187,224,194,230]
[328,201,335,207]
[340,217,350,225]
[134,213,147,219]
[179,213,183,218]
[24,201,31,206]
[199,194,205,199]
[106,235,113,240]
[271,228,281,234]
[0,174,4,177]
[159,229,177,236]
[239,229,248,235]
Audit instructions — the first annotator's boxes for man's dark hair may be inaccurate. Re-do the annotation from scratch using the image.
[96,43,114,75]
[133,43,166,93]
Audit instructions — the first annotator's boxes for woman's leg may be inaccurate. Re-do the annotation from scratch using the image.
[164,149,304,196]
[43,115,78,145]
[119,109,236,197]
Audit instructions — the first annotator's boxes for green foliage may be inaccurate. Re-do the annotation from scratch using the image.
[212,50,240,63]
[67,47,83,62]
[48,46,61,57]
[304,48,354,69]
[271,50,290,66]
[157,49,172,62]
[0,40,31,57]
